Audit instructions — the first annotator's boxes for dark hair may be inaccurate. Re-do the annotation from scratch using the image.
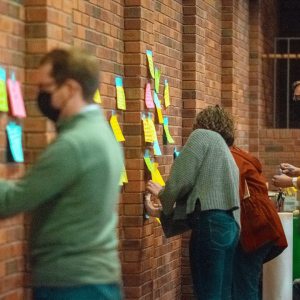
[193,105,235,146]
[292,81,300,91]
[40,48,99,103]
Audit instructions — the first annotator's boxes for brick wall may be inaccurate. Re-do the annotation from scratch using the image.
[0,0,282,299]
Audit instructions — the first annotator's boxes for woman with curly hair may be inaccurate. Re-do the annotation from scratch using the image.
[145,105,241,299]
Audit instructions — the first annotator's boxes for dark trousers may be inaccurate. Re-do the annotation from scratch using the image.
[232,241,273,300]
[293,279,300,300]
[33,283,123,300]
[189,209,239,300]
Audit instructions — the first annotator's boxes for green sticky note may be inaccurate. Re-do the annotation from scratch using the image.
[155,68,161,93]
[0,80,8,112]
[144,157,154,173]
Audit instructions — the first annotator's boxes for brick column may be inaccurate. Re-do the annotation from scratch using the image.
[182,0,206,145]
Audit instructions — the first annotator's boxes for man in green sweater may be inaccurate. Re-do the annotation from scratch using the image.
[0,49,124,299]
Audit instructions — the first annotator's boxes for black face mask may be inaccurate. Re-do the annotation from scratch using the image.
[37,91,60,122]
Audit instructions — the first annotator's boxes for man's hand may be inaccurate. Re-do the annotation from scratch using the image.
[145,180,162,198]
[280,163,300,177]
[272,174,293,188]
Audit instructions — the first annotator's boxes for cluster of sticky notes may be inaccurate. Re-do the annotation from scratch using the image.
[94,89,101,103]
[7,122,23,162]
[0,69,26,117]
[144,150,165,186]
[110,114,125,142]
[116,77,126,110]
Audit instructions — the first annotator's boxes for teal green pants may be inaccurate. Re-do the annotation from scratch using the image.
[33,283,123,300]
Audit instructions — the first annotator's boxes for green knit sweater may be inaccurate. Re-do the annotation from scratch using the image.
[0,107,124,287]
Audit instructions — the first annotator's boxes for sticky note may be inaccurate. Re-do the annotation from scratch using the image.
[148,117,157,142]
[153,92,161,109]
[164,79,170,107]
[94,89,101,103]
[153,141,162,156]
[143,118,154,143]
[145,83,155,108]
[116,77,126,110]
[152,162,165,186]
[174,147,180,159]
[156,106,164,124]
[144,150,154,173]
[155,68,161,93]
[146,50,155,78]
[6,122,23,162]
[110,115,125,142]
[0,79,8,112]
[163,117,175,143]
[7,79,26,117]
[119,164,128,185]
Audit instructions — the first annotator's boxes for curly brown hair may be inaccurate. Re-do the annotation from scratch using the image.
[193,105,235,146]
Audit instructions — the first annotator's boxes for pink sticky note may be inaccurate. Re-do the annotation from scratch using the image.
[145,83,155,108]
[7,79,26,117]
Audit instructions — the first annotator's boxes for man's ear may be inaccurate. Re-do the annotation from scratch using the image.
[65,79,83,98]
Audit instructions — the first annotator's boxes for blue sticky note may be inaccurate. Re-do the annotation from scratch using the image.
[163,117,168,126]
[174,147,180,159]
[111,109,114,116]
[7,122,24,162]
[154,141,162,156]
[146,50,152,56]
[116,77,123,87]
[145,149,150,158]
[11,72,16,83]
[153,92,161,109]
[165,79,168,85]
[0,68,5,82]
[142,113,146,120]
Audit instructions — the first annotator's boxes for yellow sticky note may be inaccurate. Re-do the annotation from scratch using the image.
[148,118,157,142]
[157,107,164,124]
[119,164,128,185]
[164,81,170,107]
[94,89,101,103]
[143,118,154,143]
[155,68,161,93]
[156,218,161,224]
[292,187,297,192]
[146,50,155,78]
[110,115,125,142]
[152,163,165,186]
[0,80,8,112]
[116,86,126,110]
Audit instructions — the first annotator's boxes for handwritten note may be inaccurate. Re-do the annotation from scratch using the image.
[148,116,157,142]
[7,79,26,117]
[155,68,161,93]
[6,122,23,162]
[119,164,128,185]
[146,50,155,78]
[145,83,155,108]
[0,68,8,112]
[142,115,154,143]
[116,77,126,110]
[164,79,170,107]
[153,92,161,109]
[94,89,101,103]
[110,115,125,142]
[163,117,175,143]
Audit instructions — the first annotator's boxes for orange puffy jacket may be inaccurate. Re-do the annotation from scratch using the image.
[231,146,288,263]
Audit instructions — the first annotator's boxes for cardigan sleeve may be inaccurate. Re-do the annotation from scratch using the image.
[159,130,209,215]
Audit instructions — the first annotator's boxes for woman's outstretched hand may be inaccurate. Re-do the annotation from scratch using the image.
[145,180,162,198]
[144,193,160,218]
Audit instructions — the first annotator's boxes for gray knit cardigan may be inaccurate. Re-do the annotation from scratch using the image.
[159,129,241,227]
